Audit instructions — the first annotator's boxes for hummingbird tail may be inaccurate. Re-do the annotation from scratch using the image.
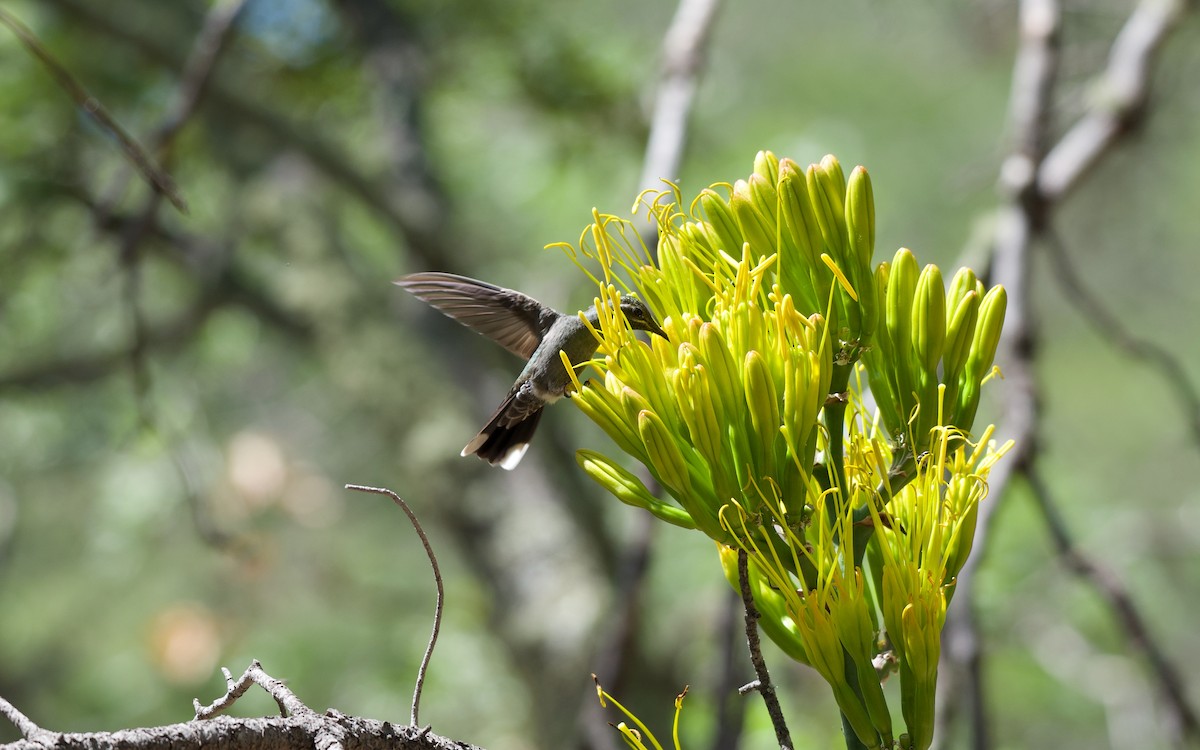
[462,400,545,470]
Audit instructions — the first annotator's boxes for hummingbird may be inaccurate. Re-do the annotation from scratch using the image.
[395,272,668,470]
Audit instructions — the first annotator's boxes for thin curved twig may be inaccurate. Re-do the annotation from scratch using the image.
[345,485,445,728]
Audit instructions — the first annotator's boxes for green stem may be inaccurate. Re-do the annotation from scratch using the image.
[821,362,883,750]
[840,712,872,750]
[840,649,882,749]
[822,363,853,520]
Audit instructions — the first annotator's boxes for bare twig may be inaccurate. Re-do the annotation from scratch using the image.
[0,697,50,743]
[193,660,312,720]
[638,0,723,194]
[737,549,792,750]
[0,8,186,213]
[4,662,485,750]
[345,485,444,728]
[1024,464,1200,744]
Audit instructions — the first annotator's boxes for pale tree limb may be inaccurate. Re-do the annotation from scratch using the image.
[638,0,724,194]
[193,660,309,719]
[1,661,482,750]
[936,1,1060,744]
[345,485,445,728]
[1037,0,1191,201]
[938,0,1198,746]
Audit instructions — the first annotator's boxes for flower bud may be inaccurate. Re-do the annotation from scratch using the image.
[638,408,691,496]
[911,264,946,380]
[743,350,780,472]
[577,450,696,529]
[730,179,776,258]
[940,289,979,409]
[753,149,780,183]
[699,188,743,257]
[807,161,849,265]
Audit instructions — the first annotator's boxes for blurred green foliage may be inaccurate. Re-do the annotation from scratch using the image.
[1,1,1198,749]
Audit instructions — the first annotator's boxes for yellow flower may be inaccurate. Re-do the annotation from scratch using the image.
[558,152,1010,749]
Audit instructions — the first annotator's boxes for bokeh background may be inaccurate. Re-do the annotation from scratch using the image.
[2,1,1199,749]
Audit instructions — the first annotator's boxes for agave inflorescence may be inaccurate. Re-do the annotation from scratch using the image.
[562,151,1012,749]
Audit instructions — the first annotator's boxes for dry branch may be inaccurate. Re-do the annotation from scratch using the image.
[1,661,483,750]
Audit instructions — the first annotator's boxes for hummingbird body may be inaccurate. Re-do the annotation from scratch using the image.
[395,272,667,469]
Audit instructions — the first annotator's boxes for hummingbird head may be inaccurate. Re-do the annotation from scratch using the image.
[617,296,669,340]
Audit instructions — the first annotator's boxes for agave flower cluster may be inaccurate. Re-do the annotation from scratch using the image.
[559,152,1011,749]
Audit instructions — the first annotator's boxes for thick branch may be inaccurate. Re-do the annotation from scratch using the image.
[1,713,480,750]
[2,661,483,750]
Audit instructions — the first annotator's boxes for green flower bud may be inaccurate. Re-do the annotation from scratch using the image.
[943,488,979,586]
[865,262,905,438]
[885,248,920,435]
[819,154,847,203]
[730,179,776,258]
[778,159,824,271]
[900,599,941,750]
[574,383,648,462]
[638,408,692,496]
[796,597,879,747]
[946,267,978,315]
[754,149,780,184]
[699,188,743,257]
[807,161,849,264]
[576,450,696,529]
[743,350,780,473]
[698,323,742,413]
[911,264,946,380]
[966,285,1006,379]
[845,166,875,271]
[940,289,979,415]
[682,220,721,267]
[956,285,1006,430]
[845,166,878,343]
[834,572,894,744]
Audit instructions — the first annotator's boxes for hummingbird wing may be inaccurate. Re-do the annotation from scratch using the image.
[394,272,559,360]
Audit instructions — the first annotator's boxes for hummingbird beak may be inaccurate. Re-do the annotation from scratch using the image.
[645,318,669,341]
